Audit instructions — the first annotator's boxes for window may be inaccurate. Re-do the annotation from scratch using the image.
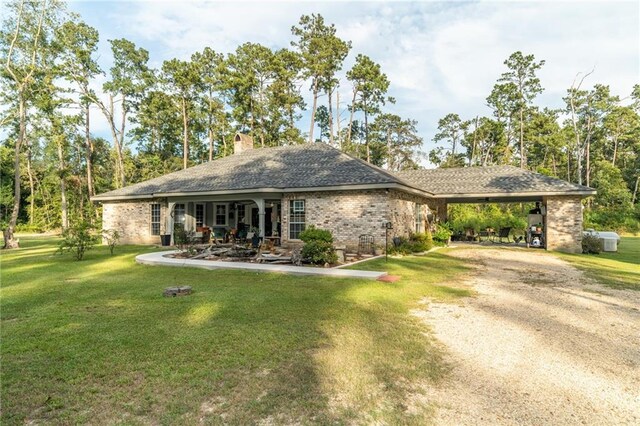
[174,203,186,226]
[215,204,227,226]
[150,204,161,235]
[415,203,423,233]
[289,199,306,239]
[195,203,205,228]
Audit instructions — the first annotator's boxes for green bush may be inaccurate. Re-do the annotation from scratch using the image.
[299,226,333,243]
[57,221,99,260]
[582,234,602,254]
[388,231,433,255]
[102,229,120,255]
[432,224,452,246]
[174,226,198,255]
[299,226,337,265]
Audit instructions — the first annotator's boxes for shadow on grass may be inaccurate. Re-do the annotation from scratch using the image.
[1,240,471,424]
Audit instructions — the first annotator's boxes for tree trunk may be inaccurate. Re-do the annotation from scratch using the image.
[56,133,68,230]
[3,95,25,249]
[364,98,370,163]
[612,135,618,167]
[328,88,334,146]
[470,116,479,166]
[84,103,95,198]
[182,97,189,169]
[107,95,125,188]
[308,79,319,143]
[346,89,356,145]
[26,140,35,226]
[519,107,525,168]
[336,89,341,149]
[632,175,639,205]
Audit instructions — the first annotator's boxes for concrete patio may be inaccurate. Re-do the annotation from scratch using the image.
[135,251,387,279]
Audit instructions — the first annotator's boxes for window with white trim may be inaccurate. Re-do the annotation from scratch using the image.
[174,203,186,229]
[415,203,423,233]
[195,203,205,228]
[214,204,227,226]
[150,204,161,235]
[289,199,306,239]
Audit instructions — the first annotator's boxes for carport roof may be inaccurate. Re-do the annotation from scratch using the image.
[396,166,595,202]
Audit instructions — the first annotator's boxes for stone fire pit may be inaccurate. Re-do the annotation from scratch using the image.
[163,286,192,297]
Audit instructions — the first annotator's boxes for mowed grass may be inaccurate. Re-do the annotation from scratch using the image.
[1,236,471,424]
[555,236,640,290]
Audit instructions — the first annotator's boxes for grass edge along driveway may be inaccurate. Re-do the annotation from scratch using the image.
[1,237,471,425]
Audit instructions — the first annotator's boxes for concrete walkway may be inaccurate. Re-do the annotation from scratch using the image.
[135,251,387,279]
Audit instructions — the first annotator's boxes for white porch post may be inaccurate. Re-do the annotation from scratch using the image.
[167,201,175,245]
[252,198,266,238]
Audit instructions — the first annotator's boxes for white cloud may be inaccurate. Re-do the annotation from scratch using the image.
[66,0,639,161]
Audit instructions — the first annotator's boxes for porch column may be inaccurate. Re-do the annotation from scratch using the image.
[166,201,175,245]
[252,198,266,238]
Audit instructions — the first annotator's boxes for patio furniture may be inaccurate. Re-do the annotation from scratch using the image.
[465,228,478,242]
[478,228,495,242]
[495,227,512,243]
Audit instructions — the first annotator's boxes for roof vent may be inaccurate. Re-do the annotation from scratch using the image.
[234,133,254,154]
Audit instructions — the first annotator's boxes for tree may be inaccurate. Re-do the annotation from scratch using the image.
[497,51,545,168]
[291,14,350,144]
[161,58,202,169]
[346,54,393,162]
[430,113,468,168]
[370,113,422,171]
[0,0,63,248]
[55,18,101,198]
[101,38,152,186]
[192,47,230,160]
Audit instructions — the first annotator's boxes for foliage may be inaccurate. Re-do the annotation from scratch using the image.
[173,226,197,255]
[389,231,433,255]
[57,221,98,260]
[432,224,452,246]
[581,234,602,254]
[101,229,120,255]
[448,204,528,234]
[299,225,337,264]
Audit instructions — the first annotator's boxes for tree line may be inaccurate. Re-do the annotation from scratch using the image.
[1,1,638,249]
[0,0,423,248]
[429,52,640,232]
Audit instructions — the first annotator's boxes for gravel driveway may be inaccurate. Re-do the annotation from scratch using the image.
[415,247,640,425]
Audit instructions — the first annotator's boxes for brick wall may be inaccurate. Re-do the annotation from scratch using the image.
[544,195,583,253]
[102,200,167,245]
[281,190,434,251]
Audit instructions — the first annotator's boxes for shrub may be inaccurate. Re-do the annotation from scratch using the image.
[388,232,433,255]
[432,224,452,246]
[582,234,601,254]
[102,229,120,255]
[299,225,337,265]
[174,226,198,255]
[57,221,99,260]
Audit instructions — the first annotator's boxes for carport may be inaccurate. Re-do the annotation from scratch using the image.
[397,166,596,253]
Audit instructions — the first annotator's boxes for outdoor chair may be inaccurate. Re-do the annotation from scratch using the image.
[496,227,512,243]
[465,228,478,242]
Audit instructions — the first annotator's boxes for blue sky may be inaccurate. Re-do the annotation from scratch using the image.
[65,1,640,160]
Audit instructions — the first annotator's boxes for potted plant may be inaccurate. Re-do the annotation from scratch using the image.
[250,227,261,248]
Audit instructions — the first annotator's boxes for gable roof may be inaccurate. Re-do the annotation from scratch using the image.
[397,166,595,200]
[93,144,426,201]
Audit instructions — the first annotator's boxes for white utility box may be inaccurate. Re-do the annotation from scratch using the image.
[583,230,620,252]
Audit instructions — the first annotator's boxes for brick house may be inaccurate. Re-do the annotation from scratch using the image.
[93,134,595,253]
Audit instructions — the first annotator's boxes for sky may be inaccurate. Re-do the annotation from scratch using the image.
[53,0,640,160]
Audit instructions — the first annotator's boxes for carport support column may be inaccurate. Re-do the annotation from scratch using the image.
[252,198,266,238]
[544,195,583,253]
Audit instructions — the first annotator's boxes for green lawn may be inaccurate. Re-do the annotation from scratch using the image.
[1,236,471,425]
[555,236,640,290]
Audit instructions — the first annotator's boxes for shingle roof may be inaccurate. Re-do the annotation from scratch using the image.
[93,144,412,200]
[397,166,595,197]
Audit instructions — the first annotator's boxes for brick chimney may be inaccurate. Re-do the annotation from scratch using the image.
[234,133,254,154]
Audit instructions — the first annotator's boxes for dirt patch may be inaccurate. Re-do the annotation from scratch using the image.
[415,247,640,425]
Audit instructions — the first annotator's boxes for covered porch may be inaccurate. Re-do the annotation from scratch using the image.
[164,195,283,246]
